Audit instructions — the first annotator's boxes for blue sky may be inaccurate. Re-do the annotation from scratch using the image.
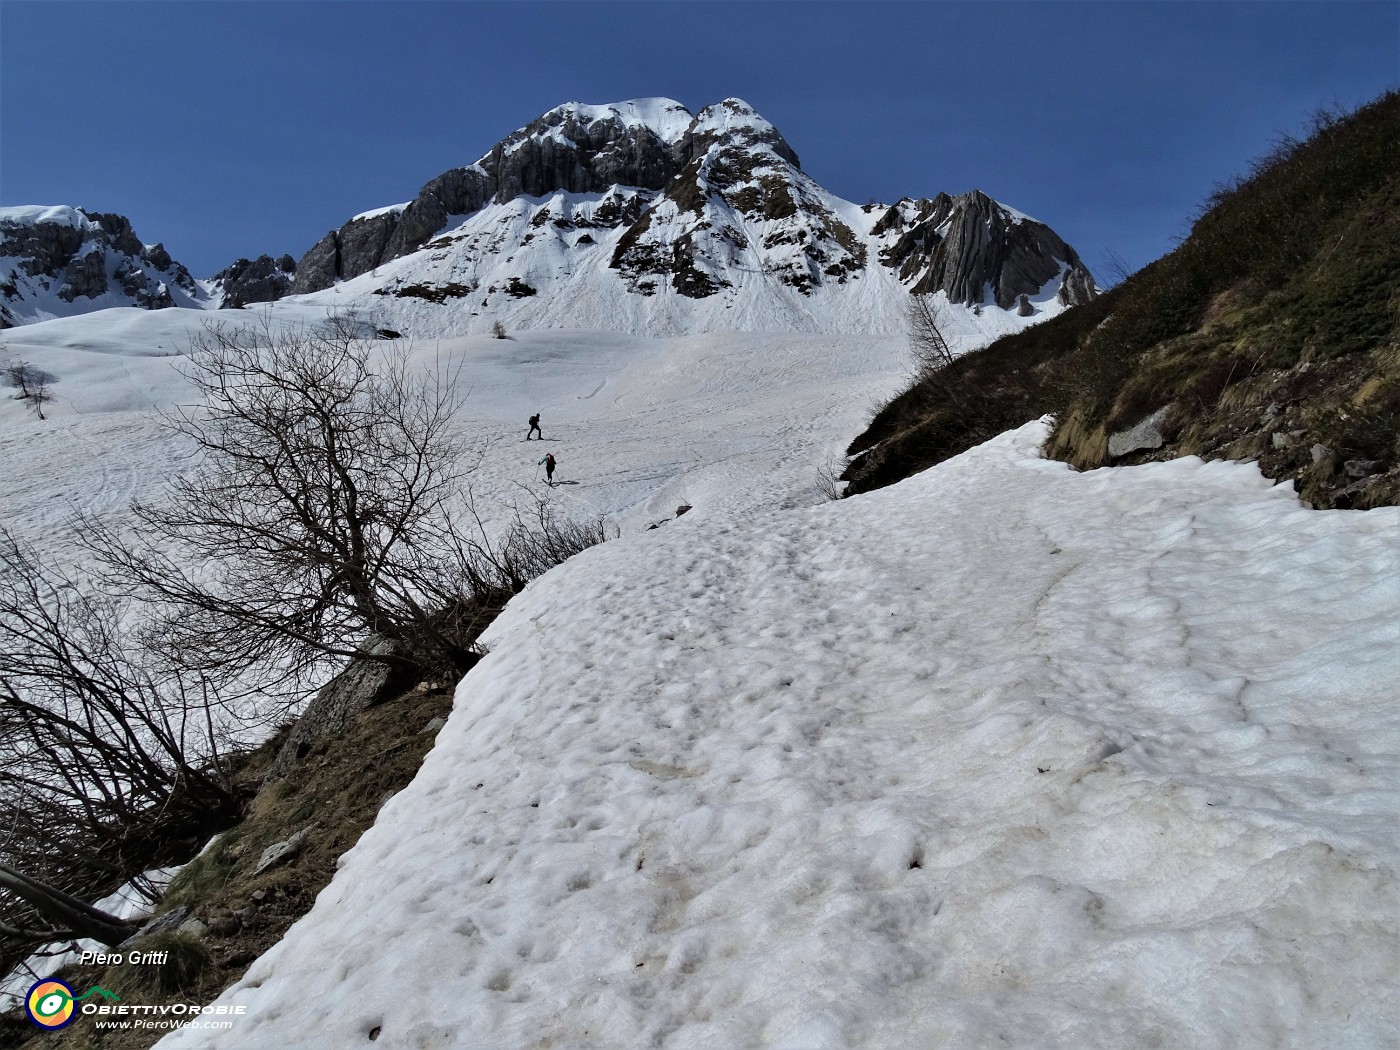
[2,1,1396,282]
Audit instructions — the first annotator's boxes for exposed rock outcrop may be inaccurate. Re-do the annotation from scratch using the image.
[212,254,297,308]
[609,99,863,298]
[881,190,1095,308]
[482,101,689,202]
[287,97,1093,314]
[266,637,416,781]
[58,247,109,301]
[0,205,204,325]
[288,102,693,294]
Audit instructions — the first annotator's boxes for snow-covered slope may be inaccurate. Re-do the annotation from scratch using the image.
[2,292,1395,1048]
[0,305,916,567]
[0,206,211,327]
[158,421,1400,1050]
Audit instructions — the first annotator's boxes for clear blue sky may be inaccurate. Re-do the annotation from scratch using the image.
[3,1,1396,282]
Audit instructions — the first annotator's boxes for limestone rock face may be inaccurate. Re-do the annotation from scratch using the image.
[675,98,801,170]
[6,216,86,279]
[1058,266,1098,307]
[609,98,863,299]
[482,103,687,202]
[58,248,109,301]
[282,98,1097,318]
[212,254,297,308]
[337,213,398,281]
[288,101,694,294]
[291,230,341,295]
[0,205,204,325]
[291,167,496,295]
[384,167,494,260]
[881,190,1095,309]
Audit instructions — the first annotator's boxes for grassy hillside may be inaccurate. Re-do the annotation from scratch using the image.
[845,91,1400,510]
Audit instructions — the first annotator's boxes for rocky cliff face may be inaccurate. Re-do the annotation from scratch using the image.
[289,100,696,295]
[211,254,298,309]
[0,100,1096,334]
[607,99,867,299]
[0,206,206,327]
[874,191,1094,309]
[286,97,1097,316]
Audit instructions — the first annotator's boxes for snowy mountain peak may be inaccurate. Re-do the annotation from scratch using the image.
[0,205,209,328]
[682,97,801,169]
[537,98,696,143]
[691,97,779,140]
[280,97,1096,333]
[1,100,1097,335]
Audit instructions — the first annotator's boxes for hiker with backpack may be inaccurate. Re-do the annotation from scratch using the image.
[527,413,542,440]
[539,452,556,485]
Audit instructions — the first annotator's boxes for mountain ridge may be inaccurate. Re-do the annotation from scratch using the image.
[2,97,1096,336]
[0,206,208,328]
[287,97,1095,336]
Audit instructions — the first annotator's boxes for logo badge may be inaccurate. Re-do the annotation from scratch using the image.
[25,978,77,1030]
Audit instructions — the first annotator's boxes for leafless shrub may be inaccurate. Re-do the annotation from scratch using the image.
[3,358,37,399]
[85,314,608,695]
[81,316,481,690]
[815,453,847,501]
[26,377,52,419]
[908,294,955,378]
[1098,248,1135,289]
[4,358,56,418]
[0,528,239,968]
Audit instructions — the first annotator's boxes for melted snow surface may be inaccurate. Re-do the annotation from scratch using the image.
[157,422,1400,1050]
[0,311,909,561]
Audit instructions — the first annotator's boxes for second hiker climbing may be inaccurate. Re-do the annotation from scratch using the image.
[539,452,556,485]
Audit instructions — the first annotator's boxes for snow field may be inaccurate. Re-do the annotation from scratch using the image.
[159,422,1400,1049]
[1,313,910,557]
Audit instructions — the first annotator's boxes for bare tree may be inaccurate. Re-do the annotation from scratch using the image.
[4,358,56,418]
[908,294,955,378]
[27,376,52,419]
[0,528,239,970]
[3,358,36,399]
[4,358,39,397]
[490,320,508,339]
[1099,248,1135,288]
[0,862,138,950]
[904,291,1014,438]
[87,315,603,691]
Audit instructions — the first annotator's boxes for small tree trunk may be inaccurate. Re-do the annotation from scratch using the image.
[0,864,138,946]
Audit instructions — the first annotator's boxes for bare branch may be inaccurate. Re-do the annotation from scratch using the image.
[908,294,955,378]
